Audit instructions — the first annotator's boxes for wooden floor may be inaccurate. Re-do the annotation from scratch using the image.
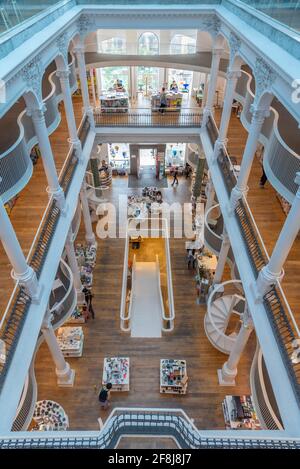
[34,174,255,431]
[1,99,299,436]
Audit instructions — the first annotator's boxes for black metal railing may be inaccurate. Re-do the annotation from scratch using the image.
[217,149,237,195]
[94,108,202,128]
[78,115,91,147]
[59,149,78,197]
[206,114,219,147]
[1,409,300,449]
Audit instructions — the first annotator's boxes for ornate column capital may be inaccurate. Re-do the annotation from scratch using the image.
[26,103,47,121]
[73,44,85,56]
[56,69,70,81]
[226,69,241,81]
[21,56,43,102]
[229,31,241,66]
[212,47,223,58]
[254,57,276,104]
[56,32,69,66]
[250,104,270,124]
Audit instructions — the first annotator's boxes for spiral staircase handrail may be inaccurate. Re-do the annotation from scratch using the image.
[206,280,245,344]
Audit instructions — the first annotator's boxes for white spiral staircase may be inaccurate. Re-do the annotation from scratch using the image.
[204,280,246,354]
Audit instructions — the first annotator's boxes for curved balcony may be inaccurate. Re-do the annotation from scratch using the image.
[234,70,300,204]
[84,49,229,75]
[187,143,199,168]
[12,258,76,431]
[204,203,241,285]
[250,342,284,430]
[0,56,77,204]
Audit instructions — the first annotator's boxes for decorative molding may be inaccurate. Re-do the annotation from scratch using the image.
[229,31,241,65]
[77,14,95,38]
[56,69,70,80]
[56,32,69,66]
[199,15,221,37]
[254,57,276,102]
[250,104,270,123]
[20,56,43,102]
[226,69,241,80]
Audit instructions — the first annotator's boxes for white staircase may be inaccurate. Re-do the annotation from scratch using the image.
[204,281,245,354]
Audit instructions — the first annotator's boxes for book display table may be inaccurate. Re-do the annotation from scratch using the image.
[102,357,130,391]
[160,359,188,394]
[151,92,183,111]
[66,305,87,324]
[32,400,69,431]
[222,395,261,430]
[75,243,97,290]
[100,92,128,113]
[57,327,84,357]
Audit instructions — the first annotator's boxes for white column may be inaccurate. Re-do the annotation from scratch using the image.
[256,172,300,298]
[202,48,223,127]
[41,308,75,386]
[213,230,231,285]
[65,228,83,299]
[27,106,65,210]
[80,182,97,246]
[0,200,39,300]
[213,69,241,158]
[230,105,270,210]
[203,73,209,107]
[95,68,102,98]
[89,68,97,106]
[74,45,95,130]
[218,310,253,385]
[56,69,82,158]
[205,178,216,214]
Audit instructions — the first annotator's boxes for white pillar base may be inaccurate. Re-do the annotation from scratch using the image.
[85,234,97,247]
[254,265,283,301]
[69,138,83,162]
[46,186,67,213]
[217,364,237,386]
[56,363,75,387]
[11,266,41,302]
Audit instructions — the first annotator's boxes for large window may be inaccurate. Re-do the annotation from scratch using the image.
[101,66,129,92]
[99,37,126,54]
[168,68,193,95]
[170,34,196,54]
[137,66,160,94]
[138,32,159,55]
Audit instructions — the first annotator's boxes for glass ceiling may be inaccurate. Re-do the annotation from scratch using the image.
[239,1,300,31]
[0,1,299,38]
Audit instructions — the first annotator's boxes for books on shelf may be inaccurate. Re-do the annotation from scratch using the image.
[222,395,261,430]
[32,400,69,431]
[160,359,188,395]
[57,326,84,357]
[102,357,130,391]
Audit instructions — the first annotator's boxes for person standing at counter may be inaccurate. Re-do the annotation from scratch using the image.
[170,80,178,92]
[159,87,168,114]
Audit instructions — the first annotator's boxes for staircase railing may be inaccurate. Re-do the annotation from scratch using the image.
[94,108,202,128]
[1,408,300,449]
[211,132,300,407]
[206,114,219,147]
[155,255,172,332]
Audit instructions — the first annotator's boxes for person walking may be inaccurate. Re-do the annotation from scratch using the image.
[259,168,268,188]
[82,287,95,319]
[159,87,167,114]
[171,167,179,186]
[98,383,112,410]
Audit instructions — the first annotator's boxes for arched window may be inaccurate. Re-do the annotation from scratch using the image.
[138,32,159,55]
[170,34,195,54]
[100,37,126,54]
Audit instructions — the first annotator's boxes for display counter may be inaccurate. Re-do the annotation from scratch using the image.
[160,359,188,394]
[32,400,69,431]
[102,357,130,391]
[100,92,129,113]
[57,326,84,357]
[151,91,183,111]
